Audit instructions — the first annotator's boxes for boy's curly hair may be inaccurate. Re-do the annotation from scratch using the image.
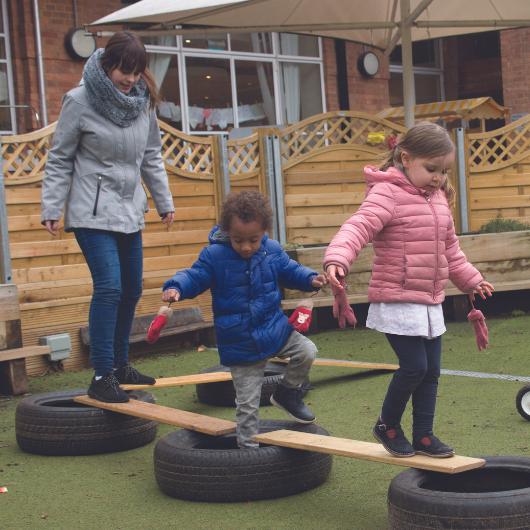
[220,191,273,232]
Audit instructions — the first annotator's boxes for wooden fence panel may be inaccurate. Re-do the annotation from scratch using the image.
[279,112,406,245]
[3,120,219,375]
[467,115,530,231]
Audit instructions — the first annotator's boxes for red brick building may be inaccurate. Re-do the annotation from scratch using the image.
[1,0,529,134]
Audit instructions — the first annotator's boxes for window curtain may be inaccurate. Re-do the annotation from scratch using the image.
[279,34,300,123]
[250,33,275,124]
[147,36,175,90]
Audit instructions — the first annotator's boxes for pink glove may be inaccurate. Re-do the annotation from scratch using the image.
[467,295,489,351]
[331,279,357,328]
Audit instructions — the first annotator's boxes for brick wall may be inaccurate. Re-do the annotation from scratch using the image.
[7,0,121,131]
[501,28,530,117]
[345,42,389,113]
[322,37,390,114]
[322,38,339,112]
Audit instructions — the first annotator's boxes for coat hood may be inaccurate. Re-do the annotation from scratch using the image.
[208,224,269,246]
[364,165,422,196]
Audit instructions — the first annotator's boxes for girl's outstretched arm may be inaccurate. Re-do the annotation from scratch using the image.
[324,183,396,276]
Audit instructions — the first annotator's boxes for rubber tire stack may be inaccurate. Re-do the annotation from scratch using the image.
[16,389,158,456]
[388,456,530,529]
[195,362,310,407]
[154,419,332,502]
[516,385,530,421]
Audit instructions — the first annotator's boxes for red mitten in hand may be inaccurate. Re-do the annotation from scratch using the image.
[288,298,314,334]
[146,306,173,344]
[331,280,357,329]
[467,295,489,351]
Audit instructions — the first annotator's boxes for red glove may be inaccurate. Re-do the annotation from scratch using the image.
[288,299,313,334]
[146,306,172,344]
[331,280,357,329]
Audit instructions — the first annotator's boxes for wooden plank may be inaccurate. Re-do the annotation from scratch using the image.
[0,284,20,321]
[73,395,236,435]
[252,430,485,474]
[0,345,50,362]
[121,372,233,390]
[270,357,398,371]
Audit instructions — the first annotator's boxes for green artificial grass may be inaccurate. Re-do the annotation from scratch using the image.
[2,315,530,529]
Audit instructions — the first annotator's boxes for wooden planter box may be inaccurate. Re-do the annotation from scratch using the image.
[282,230,530,309]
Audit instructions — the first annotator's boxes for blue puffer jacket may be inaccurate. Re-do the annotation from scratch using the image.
[163,226,318,365]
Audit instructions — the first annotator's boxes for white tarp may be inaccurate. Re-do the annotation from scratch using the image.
[92,0,530,50]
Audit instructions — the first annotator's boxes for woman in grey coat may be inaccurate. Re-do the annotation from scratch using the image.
[41,31,175,403]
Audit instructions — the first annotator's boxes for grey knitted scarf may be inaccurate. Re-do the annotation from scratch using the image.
[82,48,149,128]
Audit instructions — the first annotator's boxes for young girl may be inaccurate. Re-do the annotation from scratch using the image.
[162,191,327,448]
[324,122,494,458]
[41,32,175,403]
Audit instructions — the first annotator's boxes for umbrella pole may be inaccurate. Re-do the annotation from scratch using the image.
[400,0,416,128]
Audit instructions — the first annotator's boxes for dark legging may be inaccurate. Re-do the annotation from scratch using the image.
[380,334,442,439]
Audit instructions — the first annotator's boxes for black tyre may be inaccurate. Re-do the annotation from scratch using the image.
[195,363,310,407]
[516,385,530,421]
[16,389,158,456]
[154,419,332,502]
[388,456,530,529]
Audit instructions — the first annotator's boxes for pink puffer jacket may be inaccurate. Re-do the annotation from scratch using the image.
[324,165,483,304]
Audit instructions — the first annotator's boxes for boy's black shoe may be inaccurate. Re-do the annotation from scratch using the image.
[270,384,316,423]
[88,373,129,403]
[413,435,455,458]
[114,364,156,385]
[373,418,415,457]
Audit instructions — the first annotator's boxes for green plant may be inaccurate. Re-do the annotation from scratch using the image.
[478,218,530,233]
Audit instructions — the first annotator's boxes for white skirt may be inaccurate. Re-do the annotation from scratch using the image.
[366,302,446,339]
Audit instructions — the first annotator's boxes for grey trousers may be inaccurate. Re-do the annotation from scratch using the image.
[230,331,317,448]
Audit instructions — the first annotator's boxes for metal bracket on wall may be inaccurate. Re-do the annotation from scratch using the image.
[0,155,13,284]
[455,127,469,234]
[217,134,231,199]
[263,135,287,245]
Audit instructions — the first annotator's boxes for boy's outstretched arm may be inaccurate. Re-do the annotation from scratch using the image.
[162,247,215,301]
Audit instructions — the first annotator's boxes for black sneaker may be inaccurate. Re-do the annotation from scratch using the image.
[270,384,316,423]
[88,373,129,403]
[373,418,415,457]
[114,364,156,385]
[413,434,455,458]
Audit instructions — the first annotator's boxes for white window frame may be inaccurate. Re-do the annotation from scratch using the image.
[389,39,446,104]
[147,32,326,136]
[0,0,16,134]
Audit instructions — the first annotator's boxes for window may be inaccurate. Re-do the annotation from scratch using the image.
[146,32,325,134]
[0,0,14,133]
[389,39,444,108]
[235,60,276,127]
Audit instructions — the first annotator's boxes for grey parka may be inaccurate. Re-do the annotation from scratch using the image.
[41,85,175,233]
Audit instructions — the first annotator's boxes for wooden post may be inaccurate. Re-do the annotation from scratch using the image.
[0,284,26,395]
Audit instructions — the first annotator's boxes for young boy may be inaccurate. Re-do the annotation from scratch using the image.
[162,191,327,448]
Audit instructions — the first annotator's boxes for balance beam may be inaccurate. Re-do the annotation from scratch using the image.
[271,357,399,371]
[253,430,485,474]
[120,371,233,390]
[74,395,236,435]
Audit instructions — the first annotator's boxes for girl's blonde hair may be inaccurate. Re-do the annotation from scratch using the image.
[380,122,456,206]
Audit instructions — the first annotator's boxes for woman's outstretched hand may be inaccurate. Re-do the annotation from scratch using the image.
[326,264,346,289]
[474,280,495,300]
[43,220,60,236]
[161,212,175,226]
[162,288,180,303]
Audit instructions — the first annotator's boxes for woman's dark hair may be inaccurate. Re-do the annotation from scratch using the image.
[101,31,159,108]
[220,191,273,232]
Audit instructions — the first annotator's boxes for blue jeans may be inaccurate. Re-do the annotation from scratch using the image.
[74,229,143,376]
[381,334,442,439]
